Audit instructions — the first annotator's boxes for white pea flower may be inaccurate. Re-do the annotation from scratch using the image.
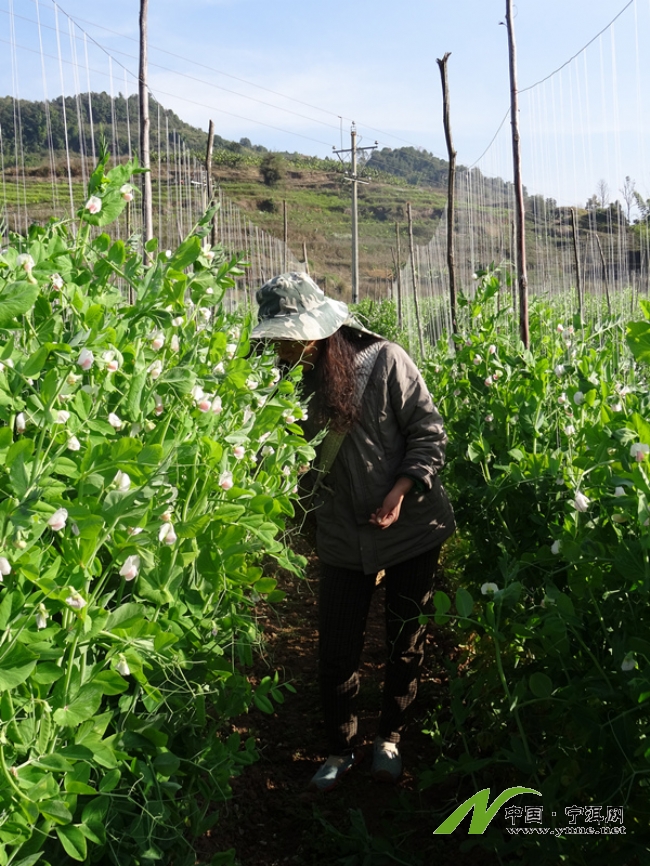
[564,425,576,436]
[226,343,237,359]
[573,391,585,406]
[573,492,590,512]
[614,486,625,497]
[108,412,123,430]
[66,373,81,386]
[0,557,11,576]
[165,249,172,258]
[243,408,253,424]
[219,471,234,490]
[161,510,173,523]
[453,389,461,397]
[556,323,564,332]
[170,334,180,352]
[71,522,80,537]
[77,348,94,371]
[116,654,131,676]
[191,385,205,402]
[119,554,141,581]
[211,395,222,414]
[172,316,184,327]
[556,476,565,486]
[246,377,259,390]
[484,377,493,388]
[472,355,482,366]
[66,589,86,609]
[198,307,211,322]
[67,436,81,452]
[103,351,120,372]
[159,522,177,545]
[148,360,163,380]
[16,413,26,434]
[54,410,70,424]
[213,362,225,375]
[262,445,274,456]
[48,508,68,532]
[551,540,561,555]
[488,345,496,355]
[51,273,64,290]
[202,243,215,262]
[611,402,623,413]
[270,367,281,384]
[205,286,214,296]
[621,653,637,672]
[481,582,499,595]
[197,396,212,413]
[127,526,144,536]
[554,364,565,376]
[259,431,272,443]
[485,414,494,423]
[113,470,131,492]
[282,465,292,476]
[84,196,102,214]
[16,253,35,273]
[154,394,164,416]
[151,332,165,351]
[120,184,134,202]
[630,443,650,462]
[233,446,246,460]
[558,392,568,405]
[35,603,48,630]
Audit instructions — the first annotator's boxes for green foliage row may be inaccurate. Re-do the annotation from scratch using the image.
[0,154,312,865]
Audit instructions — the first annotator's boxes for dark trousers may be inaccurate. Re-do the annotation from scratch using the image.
[318,545,441,754]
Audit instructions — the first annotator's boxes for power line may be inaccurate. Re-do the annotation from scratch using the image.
[468,0,636,167]
[17,0,435,154]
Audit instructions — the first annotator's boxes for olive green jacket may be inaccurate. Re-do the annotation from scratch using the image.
[302,341,455,573]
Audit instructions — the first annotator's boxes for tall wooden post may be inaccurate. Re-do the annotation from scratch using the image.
[302,241,309,275]
[395,222,403,329]
[407,202,425,357]
[505,0,529,348]
[595,232,613,317]
[570,207,583,322]
[139,0,153,254]
[205,119,217,247]
[283,199,288,271]
[436,52,458,337]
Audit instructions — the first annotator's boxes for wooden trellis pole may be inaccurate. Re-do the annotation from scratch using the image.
[436,52,458,337]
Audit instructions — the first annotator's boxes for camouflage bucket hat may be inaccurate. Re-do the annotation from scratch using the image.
[251,272,379,341]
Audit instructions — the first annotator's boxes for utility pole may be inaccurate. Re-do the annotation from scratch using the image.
[139,0,153,255]
[333,123,377,303]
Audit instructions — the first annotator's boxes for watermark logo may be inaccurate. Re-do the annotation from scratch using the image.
[433,788,626,837]
[433,787,541,835]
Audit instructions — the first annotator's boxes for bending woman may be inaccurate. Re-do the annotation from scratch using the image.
[251,273,455,792]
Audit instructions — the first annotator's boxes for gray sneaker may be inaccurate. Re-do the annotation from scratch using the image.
[371,738,402,783]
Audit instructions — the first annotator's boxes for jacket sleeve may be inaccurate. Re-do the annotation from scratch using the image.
[386,344,448,491]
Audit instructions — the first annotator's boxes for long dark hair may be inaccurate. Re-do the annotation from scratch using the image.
[310,326,382,433]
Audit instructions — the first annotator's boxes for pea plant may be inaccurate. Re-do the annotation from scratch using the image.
[0,154,313,865]
[418,272,650,862]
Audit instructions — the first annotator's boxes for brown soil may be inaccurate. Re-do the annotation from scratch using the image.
[194,539,500,866]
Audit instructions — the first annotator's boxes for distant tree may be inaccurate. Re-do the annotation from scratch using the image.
[620,176,636,222]
[596,178,610,208]
[585,194,600,210]
[633,190,650,220]
[239,137,252,148]
[260,153,285,187]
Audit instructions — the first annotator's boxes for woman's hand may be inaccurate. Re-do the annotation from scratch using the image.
[369,477,414,530]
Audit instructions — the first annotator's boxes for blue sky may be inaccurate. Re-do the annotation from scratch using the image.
[2,0,648,207]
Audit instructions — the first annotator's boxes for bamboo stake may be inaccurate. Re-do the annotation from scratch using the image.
[139,0,153,257]
[436,52,458,337]
[595,232,613,317]
[505,0,529,348]
[570,207,583,322]
[395,222,403,329]
[407,202,425,357]
[302,241,309,275]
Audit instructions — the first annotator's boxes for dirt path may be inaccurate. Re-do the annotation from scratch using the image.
[196,542,498,865]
